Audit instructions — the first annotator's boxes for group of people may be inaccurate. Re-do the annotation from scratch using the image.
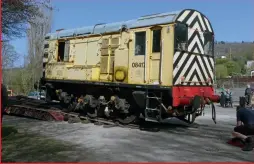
[231,84,254,151]
[220,87,233,105]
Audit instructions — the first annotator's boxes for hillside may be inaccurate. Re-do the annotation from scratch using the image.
[214,42,254,58]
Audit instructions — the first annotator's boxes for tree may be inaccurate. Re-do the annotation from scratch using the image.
[2,0,52,40]
[2,41,19,86]
[25,0,53,91]
[225,61,241,76]
[2,42,18,69]
[215,64,228,78]
[215,58,229,65]
[2,0,53,95]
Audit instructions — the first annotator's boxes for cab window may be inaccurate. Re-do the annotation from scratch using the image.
[174,23,188,51]
[152,29,161,53]
[57,41,70,62]
[135,31,146,56]
[204,31,214,55]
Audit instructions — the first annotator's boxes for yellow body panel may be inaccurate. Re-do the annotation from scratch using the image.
[161,24,174,86]
[44,23,175,86]
[47,40,58,63]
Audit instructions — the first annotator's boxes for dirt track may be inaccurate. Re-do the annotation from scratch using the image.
[2,103,254,162]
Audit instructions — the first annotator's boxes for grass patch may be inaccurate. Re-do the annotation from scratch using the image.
[2,126,77,162]
[2,126,18,138]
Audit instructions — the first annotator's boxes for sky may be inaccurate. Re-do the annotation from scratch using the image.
[9,0,254,67]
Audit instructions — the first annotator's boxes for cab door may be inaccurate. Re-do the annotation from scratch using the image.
[148,26,162,84]
[129,28,148,84]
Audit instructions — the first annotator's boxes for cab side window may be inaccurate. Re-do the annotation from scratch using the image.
[135,31,146,56]
[174,23,188,51]
[152,29,161,53]
[204,31,214,55]
[57,41,70,62]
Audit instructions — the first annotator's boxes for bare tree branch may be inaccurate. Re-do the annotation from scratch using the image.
[2,0,53,94]
[26,0,53,90]
[2,41,19,69]
[2,0,54,40]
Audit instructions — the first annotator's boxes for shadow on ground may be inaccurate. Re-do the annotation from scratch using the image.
[2,126,77,162]
[2,104,254,162]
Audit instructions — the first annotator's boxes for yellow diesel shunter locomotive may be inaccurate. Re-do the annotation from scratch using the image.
[39,9,220,124]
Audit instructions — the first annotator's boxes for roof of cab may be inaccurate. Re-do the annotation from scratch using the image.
[45,10,183,40]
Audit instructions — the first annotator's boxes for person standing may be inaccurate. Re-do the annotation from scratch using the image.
[245,84,253,106]
[225,89,232,102]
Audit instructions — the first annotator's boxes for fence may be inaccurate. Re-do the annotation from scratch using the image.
[215,76,254,102]
[215,76,254,89]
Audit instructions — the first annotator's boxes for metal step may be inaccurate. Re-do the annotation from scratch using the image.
[146,107,159,111]
[145,92,162,122]
[147,96,161,100]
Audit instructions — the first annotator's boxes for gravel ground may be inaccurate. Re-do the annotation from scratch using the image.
[2,101,254,162]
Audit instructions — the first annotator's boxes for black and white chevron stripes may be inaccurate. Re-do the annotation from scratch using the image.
[176,10,213,33]
[176,9,213,55]
[173,9,214,85]
[173,51,214,85]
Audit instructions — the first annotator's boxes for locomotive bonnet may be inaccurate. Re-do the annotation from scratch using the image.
[39,9,220,124]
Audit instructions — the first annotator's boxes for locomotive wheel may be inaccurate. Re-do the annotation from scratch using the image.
[87,108,97,118]
[85,95,98,118]
[178,112,196,124]
[116,114,137,125]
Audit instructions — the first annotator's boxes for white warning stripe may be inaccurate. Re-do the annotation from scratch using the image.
[173,51,181,63]
[204,17,212,32]
[184,62,197,82]
[197,55,209,81]
[175,54,195,84]
[186,11,206,31]
[188,21,202,40]
[188,35,204,54]
[191,75,200,85]
[195,61,205,83]
[203,57,214,80]
[177,10,191,22]
[173,53,188,77]
[185,61,205,84]
[209,57,214,69]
